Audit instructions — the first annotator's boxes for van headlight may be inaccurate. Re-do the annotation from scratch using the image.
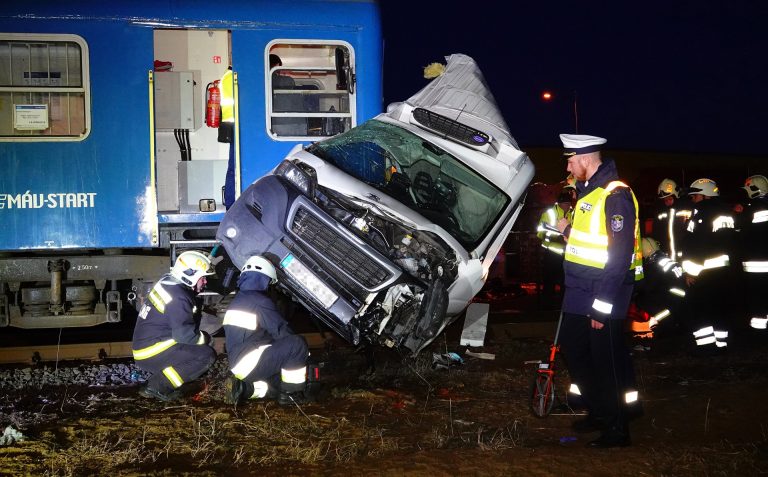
[274,160,316,197]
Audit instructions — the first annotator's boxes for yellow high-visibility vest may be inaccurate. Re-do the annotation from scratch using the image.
[565,181,643,280]
[537,203,572,254]
[221,69,234,123]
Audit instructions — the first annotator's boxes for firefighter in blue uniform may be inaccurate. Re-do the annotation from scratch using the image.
[739,175,768,331]
[632,237,687,350]
[555,134,643,448]
[680,179,735,351]
[648,179,692,261]
[223,255,315,405]
[132,251,218,401]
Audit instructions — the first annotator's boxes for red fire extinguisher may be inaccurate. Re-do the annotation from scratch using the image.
[205,80,221,128]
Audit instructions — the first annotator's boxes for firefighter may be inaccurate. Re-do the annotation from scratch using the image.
[647,178,692,261]
[563,174,578,202]
[555,134,643,448]
[631,237,687,351]
[223,255,317,406]
[536,190,574,307]
[132,251,218,401]
[680,178,735,352]
[739,175,768,331]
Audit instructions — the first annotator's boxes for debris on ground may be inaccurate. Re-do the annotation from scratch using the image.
[465,350,496,360]
[432,352,464,370]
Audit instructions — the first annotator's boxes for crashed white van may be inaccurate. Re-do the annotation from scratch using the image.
[217,54,534,354]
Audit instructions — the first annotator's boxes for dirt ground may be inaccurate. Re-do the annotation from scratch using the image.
[0,309,767,476]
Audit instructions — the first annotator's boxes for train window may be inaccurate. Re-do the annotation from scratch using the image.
[0,34,90,141]
[266,41,355,140]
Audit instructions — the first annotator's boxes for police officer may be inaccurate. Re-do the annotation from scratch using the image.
[680,178,735,351]
[739,175,768,330]
[648,179,692,261]
[555,134,642,448]
[536,190,573,307]
[223,255,315,406]
[132,251,218,401]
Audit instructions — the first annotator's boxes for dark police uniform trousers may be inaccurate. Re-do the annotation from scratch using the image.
[561,283,634,431]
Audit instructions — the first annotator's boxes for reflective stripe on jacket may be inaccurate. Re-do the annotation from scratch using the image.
[537,204,571,254]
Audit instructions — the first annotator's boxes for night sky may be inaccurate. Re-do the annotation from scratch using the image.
[379,1,768,157]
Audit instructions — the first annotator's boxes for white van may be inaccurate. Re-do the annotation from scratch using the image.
[217,54,535,354]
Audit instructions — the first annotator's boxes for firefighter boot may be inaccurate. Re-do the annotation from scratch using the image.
[225,376,254,405]
[278,381,308,406]
[138,384,183,402]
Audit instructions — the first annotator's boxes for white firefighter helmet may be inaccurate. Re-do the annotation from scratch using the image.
[241,255,277,284]
[641,237,660,259]
[743,175,768,199]
[657,178,680,198]
[688,178,719,197]
[171,250,215,287]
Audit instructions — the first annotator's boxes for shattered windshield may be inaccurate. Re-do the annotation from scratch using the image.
[306,119,510,250]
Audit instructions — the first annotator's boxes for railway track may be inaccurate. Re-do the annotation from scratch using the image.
[0,333,343,365]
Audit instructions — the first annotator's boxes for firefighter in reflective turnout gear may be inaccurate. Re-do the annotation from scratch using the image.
[739,175,768,330]
[536,190,574,306]
[680,178,735,351]
[223,256,316,405]
[631,237,687,350]
[556,134,642,448]
[132,251,218,401]
[647,178,692,261]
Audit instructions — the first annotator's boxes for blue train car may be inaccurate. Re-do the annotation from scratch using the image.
[0,0,383,328]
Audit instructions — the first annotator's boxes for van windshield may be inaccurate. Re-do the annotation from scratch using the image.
[307,119,510,250]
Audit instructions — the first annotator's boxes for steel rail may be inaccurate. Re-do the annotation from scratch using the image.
[0,333,342,365]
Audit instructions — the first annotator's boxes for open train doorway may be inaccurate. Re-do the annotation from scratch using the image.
[152,29,234,218]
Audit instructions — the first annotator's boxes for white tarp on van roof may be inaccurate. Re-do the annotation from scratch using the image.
[395,53,517,150]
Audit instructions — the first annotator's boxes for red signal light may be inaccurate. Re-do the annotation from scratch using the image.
[541,91,553,101]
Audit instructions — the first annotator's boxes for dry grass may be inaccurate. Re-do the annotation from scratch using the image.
[14,401,402,475]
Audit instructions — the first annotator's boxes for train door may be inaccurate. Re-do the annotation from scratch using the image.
[231,30,358,186]
[152,29,233,219]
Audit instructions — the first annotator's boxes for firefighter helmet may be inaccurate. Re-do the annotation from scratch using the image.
[641,237,660,259]
[241,255,277,284]
[688,178,719,197]
[171,250,215,287]
[743,175,768,199]
[657,178,680,198]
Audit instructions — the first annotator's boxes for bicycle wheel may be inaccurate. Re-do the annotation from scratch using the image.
[530,372,556,417]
